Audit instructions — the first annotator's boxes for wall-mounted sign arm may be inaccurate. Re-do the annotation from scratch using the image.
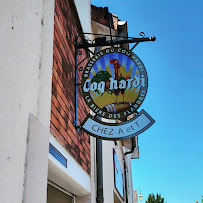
[73,35,97,131]
[75,83,82,86]
[76,36,156,49]
[74,36,81,131]
[130,42,140,52]
[83,47,95,55]
[76,54,89,67]
[82,32,148,38]
[73,33,156,132]
[130,32,147,52]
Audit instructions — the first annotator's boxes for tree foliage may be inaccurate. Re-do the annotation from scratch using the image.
[145,193,165,203]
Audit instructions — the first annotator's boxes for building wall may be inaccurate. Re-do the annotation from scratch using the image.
[48,135,91,196]
[91,8,135,202]
[0,0,136,202]
[50,0,91,174]
[0,0,55,202]
[134,190,138,203]
[103,140,116,203]
[125,152,134,203]
[74,0,91,33]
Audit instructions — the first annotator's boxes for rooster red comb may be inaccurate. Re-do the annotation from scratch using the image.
[110,59,119,63]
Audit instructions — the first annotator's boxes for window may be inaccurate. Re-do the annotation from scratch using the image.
[47,184,73,203]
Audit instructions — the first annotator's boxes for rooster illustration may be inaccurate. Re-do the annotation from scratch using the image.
[91,58,131,104]
[110,59,131,103]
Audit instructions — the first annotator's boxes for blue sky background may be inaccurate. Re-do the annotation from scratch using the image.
[91,0,203,202]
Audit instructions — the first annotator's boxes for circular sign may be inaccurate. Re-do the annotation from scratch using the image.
[82,47,148,119]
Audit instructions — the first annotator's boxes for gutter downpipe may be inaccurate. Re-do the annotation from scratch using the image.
[124,162,128,203]
[96,137,104,203]
[124,137,136,156]
[95,39,104,203]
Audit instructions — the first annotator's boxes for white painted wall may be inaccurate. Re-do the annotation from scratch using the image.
[49,135,91,196]
[125,153,134,203]
[72,2,95,202]
[102,140,115,203]
[89,10,136,203]
[90,136,97,203]
[37,0,56,129]
[74,0,91,33]
[0,0,55,202]
[23,114,50,203]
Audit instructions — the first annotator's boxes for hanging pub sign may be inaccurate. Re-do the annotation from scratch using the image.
[80,47,155,140]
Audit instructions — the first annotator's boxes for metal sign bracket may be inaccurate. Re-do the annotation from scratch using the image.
[73,33,156,131]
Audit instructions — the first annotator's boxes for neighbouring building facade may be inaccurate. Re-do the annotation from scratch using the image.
[0,0,139,202]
